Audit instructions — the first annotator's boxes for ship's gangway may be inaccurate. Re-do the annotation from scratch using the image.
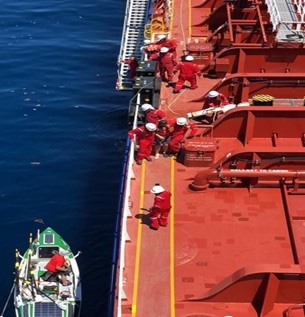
[116,0,150,90]
[266,0,305,42]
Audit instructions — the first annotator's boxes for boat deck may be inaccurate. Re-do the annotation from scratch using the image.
[119,0,305,315]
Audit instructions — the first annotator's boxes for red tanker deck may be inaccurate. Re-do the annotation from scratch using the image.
[114,0,305,315]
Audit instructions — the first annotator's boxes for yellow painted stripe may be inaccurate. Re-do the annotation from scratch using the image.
[131,161,147,316]
[189,0,192,37]
[170,0,175,37]
[169,0,176,312]
[170,157,176,317]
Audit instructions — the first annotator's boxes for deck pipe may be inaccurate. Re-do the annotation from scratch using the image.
[190,168,305,190]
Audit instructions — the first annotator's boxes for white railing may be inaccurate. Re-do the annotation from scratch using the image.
[116,94,140,317]
[116,0,150,90]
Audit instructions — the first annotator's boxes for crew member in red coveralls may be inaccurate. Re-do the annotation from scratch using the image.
[44,251,70,285]
[121,56,139,81]
[149,184,172,230]
[164,117,197,157]
[155,34,177,58]
[153,119,171,159]
[201,90,230,123]
[144,43,161,61]
[128,123,157,165]
[141,103,166,124]
[173,55,202,93]
[202,90,229,109]
[158,47,176,83]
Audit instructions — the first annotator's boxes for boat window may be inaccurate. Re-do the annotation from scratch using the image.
[44,233,54,244]
[38,246,59,258]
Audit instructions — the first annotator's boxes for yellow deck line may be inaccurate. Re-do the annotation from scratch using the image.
[131,161,146,315]
[170,0,175,37]
[170,157,176,317]
[189,0,192,37]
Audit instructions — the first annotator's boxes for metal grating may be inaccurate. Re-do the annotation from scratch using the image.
[266,0,305,42]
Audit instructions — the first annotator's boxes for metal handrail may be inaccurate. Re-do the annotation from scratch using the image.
[115,94,140,317]
[151,17,165,33]
[283,303,305,316]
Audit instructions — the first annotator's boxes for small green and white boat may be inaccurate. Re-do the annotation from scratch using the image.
[14,227,81,317]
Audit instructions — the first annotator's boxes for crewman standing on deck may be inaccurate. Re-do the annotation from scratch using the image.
[128,123,157,165]
[120,56,139,81]
[153,119,171,159]
[164,117,197,157]
[172,55,202,93]
[155,34,177,58]
[149,184,172,230]
[141,103,166,124]
[158,47,177,84]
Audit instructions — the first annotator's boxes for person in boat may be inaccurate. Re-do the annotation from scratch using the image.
[44,251,71,286]
[121,56,139,81]
[153,119,171,159]
[128,123,157,165]
[164,117,197,157]
[158,47,177,84]
[141,103,166,124]
[149,184,172,230]
[172,55,202,93]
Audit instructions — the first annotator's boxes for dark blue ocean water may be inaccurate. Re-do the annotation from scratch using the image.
[0,1,129,316]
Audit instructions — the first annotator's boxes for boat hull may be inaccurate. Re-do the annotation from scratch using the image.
[14,227,81,317]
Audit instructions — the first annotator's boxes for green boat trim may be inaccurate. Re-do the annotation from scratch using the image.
[14,227,81,317]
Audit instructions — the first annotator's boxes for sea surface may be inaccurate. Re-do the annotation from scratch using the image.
[0,1,129,316]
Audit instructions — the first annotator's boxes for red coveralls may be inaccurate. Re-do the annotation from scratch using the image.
[145,44,161,61]
[128,126,155,161]
[156,38,177,58]
[158,51,176,82]
[150,190,172,229]
[174,61,202,91]
[45,254,65,272]
[167,119,197,154]
[202,93,229,109]
[121,59,139,80]
[144,108,166,124]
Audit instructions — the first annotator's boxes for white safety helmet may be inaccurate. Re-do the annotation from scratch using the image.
[144,39,151,44]
[151,184,165,194]
[185,55,194,61]
[157,34,167,40]
[160,47,169,53]
[176,117,187,126]
[207,90,219,98]
[145,123,157,131]
[141,103,154,111]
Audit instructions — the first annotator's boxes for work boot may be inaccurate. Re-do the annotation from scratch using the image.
[136,160,142,165]
[145,157,152,162]
[149,225,158,230]
[172,90,180,94]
